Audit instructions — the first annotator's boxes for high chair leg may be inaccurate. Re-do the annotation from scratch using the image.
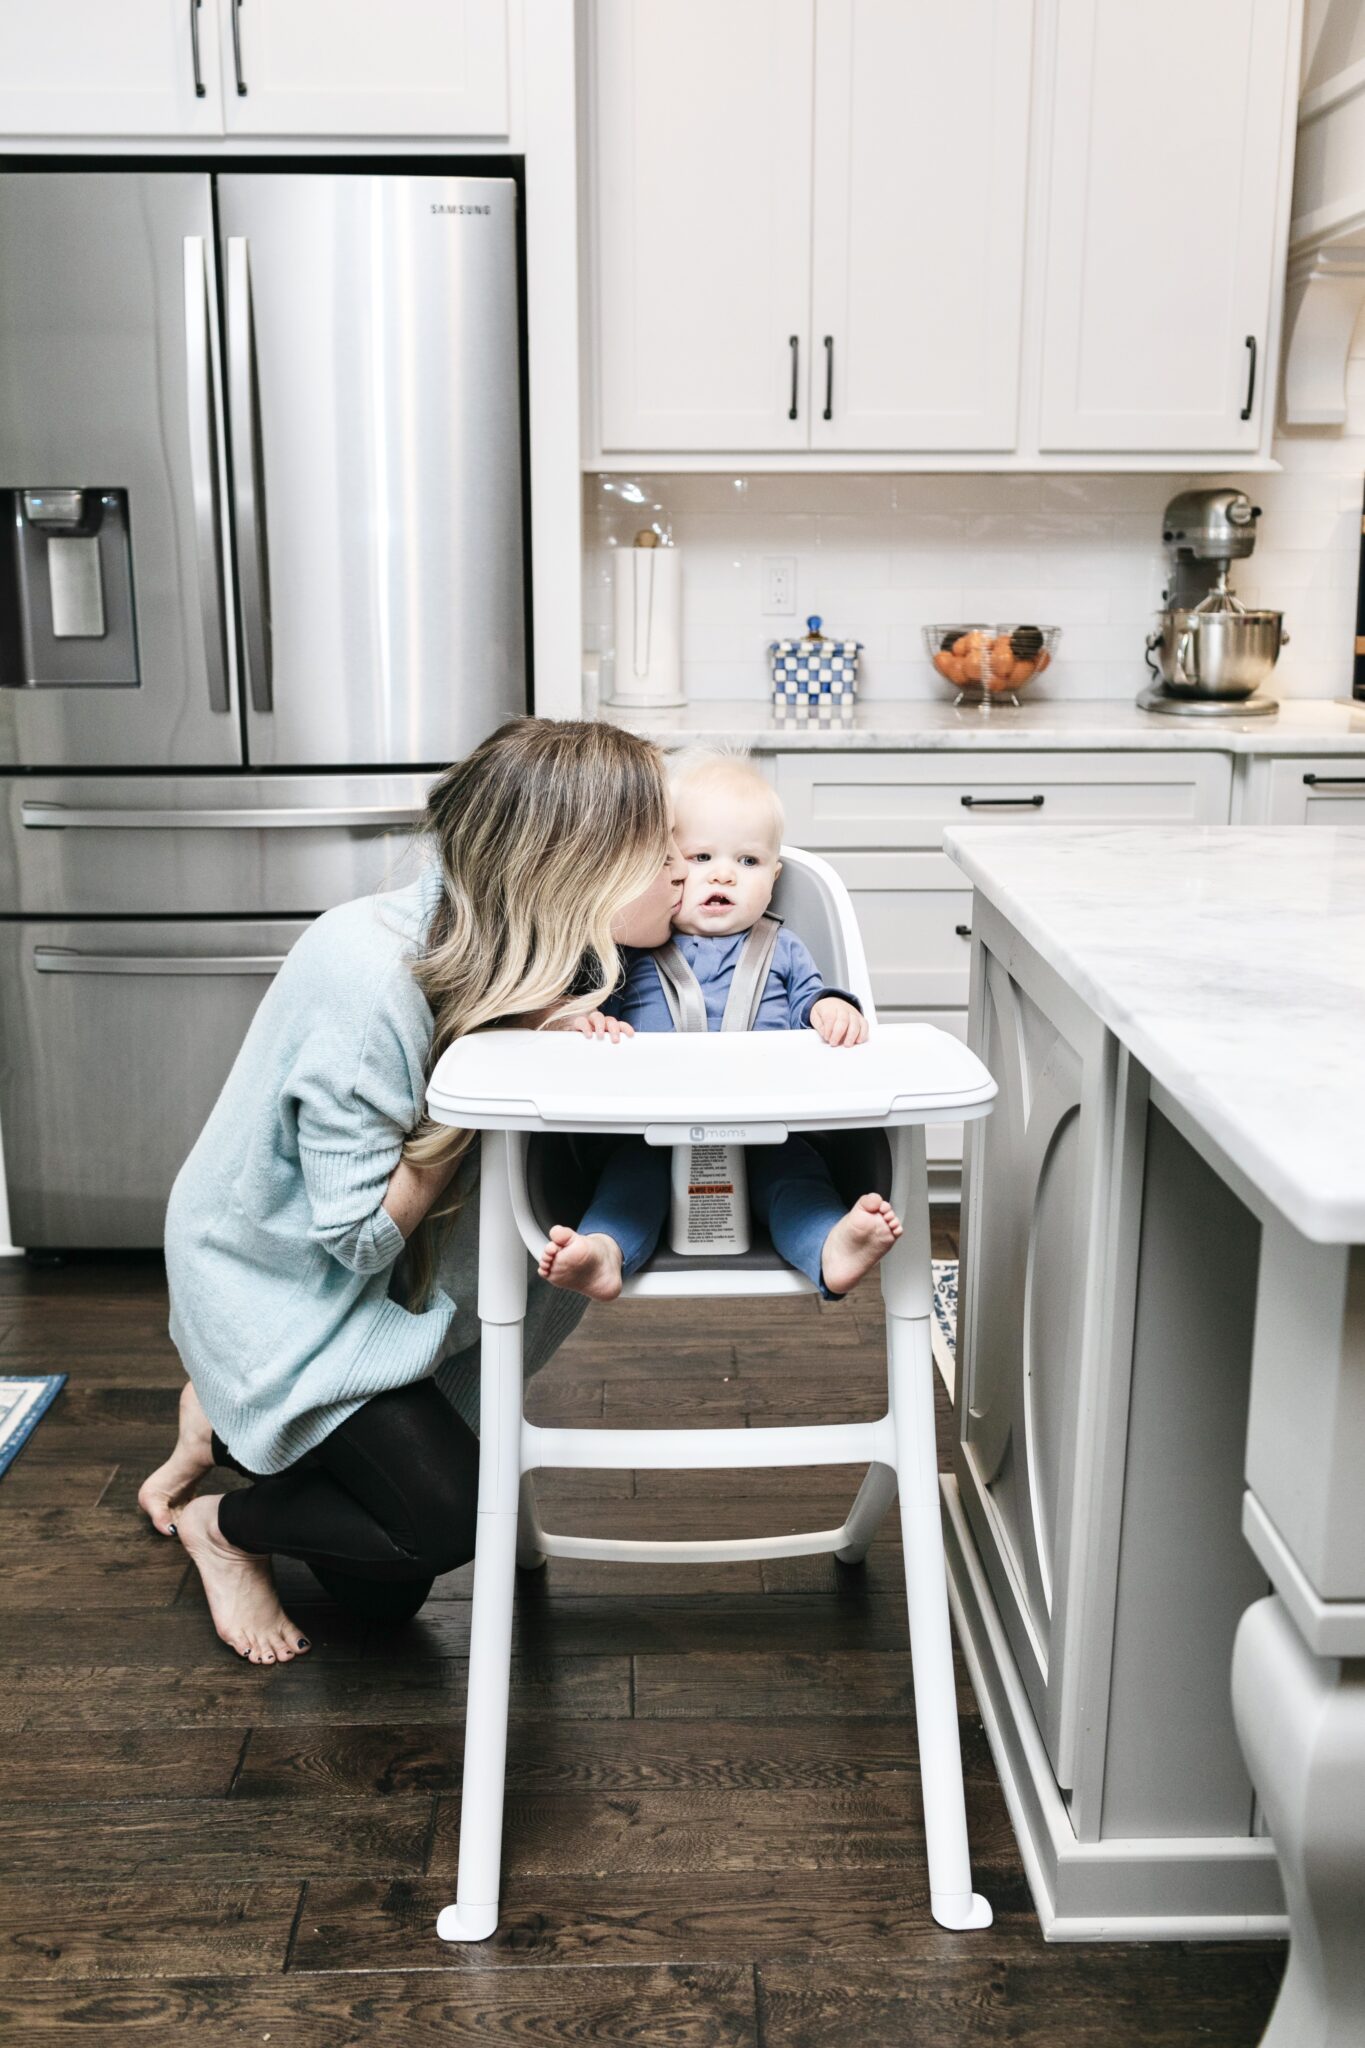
[438,1132,526,1945]
[889,1308,992,1931]
[882,1122,991,1932]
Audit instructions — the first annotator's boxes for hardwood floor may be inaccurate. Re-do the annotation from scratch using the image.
[0,1226,1285,2044]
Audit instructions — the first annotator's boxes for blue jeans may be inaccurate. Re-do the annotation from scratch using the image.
[575,1134,850,1298]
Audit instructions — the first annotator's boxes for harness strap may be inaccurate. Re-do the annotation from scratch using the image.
[650,914,784,1034]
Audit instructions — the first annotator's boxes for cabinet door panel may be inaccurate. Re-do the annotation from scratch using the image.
[0,0,223,136]
[594,0,813,452]
[1039,0,1292,452]
[221,0,508,137]
[1263,758,1365,825]
[810,0,1032,451]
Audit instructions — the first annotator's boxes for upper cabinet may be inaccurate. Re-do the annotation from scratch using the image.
[594,0,814,453]
[0,0,509,140]
[809,0,1033,453]
[0,0,225,138]
[1037,0,1294,454]
[219,0,508,138]
[586,0,1303,467]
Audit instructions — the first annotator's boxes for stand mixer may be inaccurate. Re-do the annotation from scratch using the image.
[1138,488,1286,717]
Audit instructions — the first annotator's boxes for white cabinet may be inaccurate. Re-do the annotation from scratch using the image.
[1037,0,1295,454]
[0,0,223,137]
[0,0,508,141]
[809,0,1033,452]
[220,0,508,139]
[1253,757,1365,823]
[592,0,1034,456]
[593,0,814,454]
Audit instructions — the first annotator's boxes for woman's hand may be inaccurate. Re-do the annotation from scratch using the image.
[810,997,867,1047]
[559,1010,635,1042]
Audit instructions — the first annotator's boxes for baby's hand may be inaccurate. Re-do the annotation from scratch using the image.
[564,1010,634,1042]
[810,997,867,1047]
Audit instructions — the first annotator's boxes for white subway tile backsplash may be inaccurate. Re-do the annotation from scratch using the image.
[585,412,1365,704]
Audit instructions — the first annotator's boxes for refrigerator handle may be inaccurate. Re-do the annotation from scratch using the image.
[183,238,231,715]
[225,236,272,714]
[34,948,286,977]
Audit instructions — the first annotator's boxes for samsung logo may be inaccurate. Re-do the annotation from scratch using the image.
[431,203,491,215]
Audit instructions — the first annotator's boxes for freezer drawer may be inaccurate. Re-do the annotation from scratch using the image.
[0,916,310,1247]
[0,773,434,915]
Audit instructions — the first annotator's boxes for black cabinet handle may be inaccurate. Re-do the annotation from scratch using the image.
[1303,773,1365,788]
[231,0,247,93]
[954,924,972,940]
[788,336,799,421]
[1240,335,1257,422]
[823,335,834,421]
[960,793,1045,809]
[189,0,206,96]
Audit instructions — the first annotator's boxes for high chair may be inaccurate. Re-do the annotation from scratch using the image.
[425,846,997,1942]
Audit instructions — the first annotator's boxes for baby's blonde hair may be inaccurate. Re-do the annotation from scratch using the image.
[667,744,785,852]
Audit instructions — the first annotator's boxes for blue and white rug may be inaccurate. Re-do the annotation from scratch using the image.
[931,1260,958,1400]
[0,1375,66,1481]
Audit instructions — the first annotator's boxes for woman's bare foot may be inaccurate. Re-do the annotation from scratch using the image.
[538,1225,625,1301]
[176,1494,310,1664]
[820,1193,903,1296]
[137,1380,216,1537]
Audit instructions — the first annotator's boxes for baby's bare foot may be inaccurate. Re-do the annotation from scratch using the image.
[176,1494,310,1665]
[538,1225,625,1302]
[138,1379,216,1536]
[820,1193,903,1296]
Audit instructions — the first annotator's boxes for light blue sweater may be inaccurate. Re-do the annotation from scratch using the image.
[164,861,457,1475]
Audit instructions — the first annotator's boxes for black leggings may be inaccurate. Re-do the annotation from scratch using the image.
[215,1377,479,1625]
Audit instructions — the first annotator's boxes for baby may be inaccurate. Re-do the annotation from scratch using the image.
[540,750,902,1302]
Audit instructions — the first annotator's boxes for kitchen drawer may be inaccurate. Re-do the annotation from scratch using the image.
[0,773,436,916]
[776,751,1232,850]
[0,916,309,1246]
[880,1008,968,1165]
[1259,757,1365,826]
[821,850,973,1006]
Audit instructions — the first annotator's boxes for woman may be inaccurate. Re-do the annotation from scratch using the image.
[138,719,684,1665]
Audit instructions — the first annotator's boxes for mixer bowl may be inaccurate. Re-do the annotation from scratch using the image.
[1145,607,1286,699]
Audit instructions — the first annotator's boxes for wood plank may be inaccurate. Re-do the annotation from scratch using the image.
[756,1950,1285,2048]
[289,1868,1035,1972]
[3,1655,631,1732]
[372,1590,928,1662]
[601,1373,886,1426]
[0,1460,116,1507]
[634,1650,976,1720]
[237,1715,996,1799]
[0,1964,758,2044]
[0,1604,369,1669]
[0,1881,299,1983]
[0,1728,245,1803]
[0,1509,192,1611]
[425,1780,1019,1877]
[0,1797,432,1882]
[0,1343,185,1385]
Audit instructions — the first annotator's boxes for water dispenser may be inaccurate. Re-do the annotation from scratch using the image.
[0,487,139,687]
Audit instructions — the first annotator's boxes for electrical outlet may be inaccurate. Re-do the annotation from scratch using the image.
[762,556,797,615]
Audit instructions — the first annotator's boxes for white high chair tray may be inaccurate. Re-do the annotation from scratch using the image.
[426,1021,995,1136]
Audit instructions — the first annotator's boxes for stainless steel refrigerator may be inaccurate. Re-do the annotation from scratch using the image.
[0,169,526,1247]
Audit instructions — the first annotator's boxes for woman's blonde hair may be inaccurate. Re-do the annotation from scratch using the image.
[396,717,670,1306]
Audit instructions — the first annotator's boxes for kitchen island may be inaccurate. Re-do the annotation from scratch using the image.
[942,825,1364,2045]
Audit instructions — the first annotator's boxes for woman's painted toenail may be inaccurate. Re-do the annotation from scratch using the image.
[167,1524,177,1535]
[298,1638,310,1649]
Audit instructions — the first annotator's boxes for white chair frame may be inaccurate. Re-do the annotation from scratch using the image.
[427,848,996,1941]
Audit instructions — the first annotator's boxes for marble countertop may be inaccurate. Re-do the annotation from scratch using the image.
[944,825,1365,1243]
[602,696,1365,754]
